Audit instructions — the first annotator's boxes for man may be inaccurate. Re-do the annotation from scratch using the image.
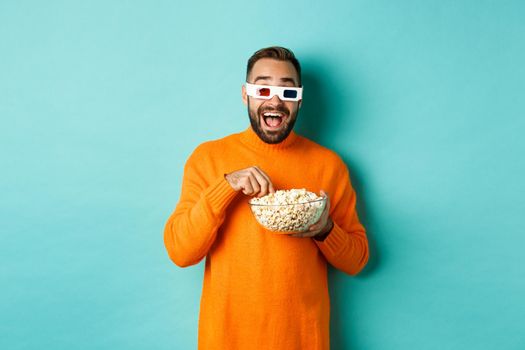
[164,46,369,350]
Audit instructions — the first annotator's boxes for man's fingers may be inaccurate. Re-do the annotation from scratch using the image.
[320,189,330,217]
[225,166,275,197]
[240,176,254,195]
[253,166,275,195]
[287,191,333,238]
[309,223,321,231]
[268,181,275,194]
[320,190,330,207]
[250,169,270,197]
[255,166,275,193]
[247,174,260,195]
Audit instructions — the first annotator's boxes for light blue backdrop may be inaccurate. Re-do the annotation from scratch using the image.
[1,1,524,349]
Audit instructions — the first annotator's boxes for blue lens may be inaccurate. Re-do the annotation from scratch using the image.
[283,89,298,98]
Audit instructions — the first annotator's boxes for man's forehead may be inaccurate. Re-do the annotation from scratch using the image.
[249,59,299,85]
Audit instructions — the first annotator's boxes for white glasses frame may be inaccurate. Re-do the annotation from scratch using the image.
[245,83,303,101]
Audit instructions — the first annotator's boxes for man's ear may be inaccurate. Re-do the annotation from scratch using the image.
[298,99,303,109]
[242,85,248,106]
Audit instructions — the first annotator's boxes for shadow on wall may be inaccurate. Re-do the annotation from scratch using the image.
[297,59,379,350]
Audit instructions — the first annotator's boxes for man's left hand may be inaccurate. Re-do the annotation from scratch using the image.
[291,190,333,239]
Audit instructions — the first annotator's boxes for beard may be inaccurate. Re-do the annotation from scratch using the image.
[247,98,299,144]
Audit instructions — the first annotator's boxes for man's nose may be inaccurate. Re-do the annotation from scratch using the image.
[267,94,284,105]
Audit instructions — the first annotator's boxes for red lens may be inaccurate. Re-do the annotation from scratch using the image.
[257,87,271,97]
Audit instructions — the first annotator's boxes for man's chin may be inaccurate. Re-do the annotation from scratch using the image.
[255,125,291,144]
[261,132,285,144]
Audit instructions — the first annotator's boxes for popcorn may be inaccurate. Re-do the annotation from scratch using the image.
[249,189,326,232]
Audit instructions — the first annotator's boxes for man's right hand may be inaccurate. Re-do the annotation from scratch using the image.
[225,166,275,197]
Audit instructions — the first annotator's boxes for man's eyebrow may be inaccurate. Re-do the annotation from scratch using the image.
[253,76,271,83]
[253,76,298,85]
[279,77,297,85]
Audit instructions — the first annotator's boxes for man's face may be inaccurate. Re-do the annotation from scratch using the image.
[242,58,302,144]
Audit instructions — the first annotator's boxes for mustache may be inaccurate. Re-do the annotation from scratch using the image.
[258,105,290,115]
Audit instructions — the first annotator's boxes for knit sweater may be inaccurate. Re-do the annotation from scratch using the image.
[164,126,369,350]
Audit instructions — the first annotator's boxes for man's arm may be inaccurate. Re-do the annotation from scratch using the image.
[163,146,239,267]
[314,165,369,275]
[164,147,275,267]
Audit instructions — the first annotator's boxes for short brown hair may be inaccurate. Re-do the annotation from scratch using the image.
[246,46,302,86]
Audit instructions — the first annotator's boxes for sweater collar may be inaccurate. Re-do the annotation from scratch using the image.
[239,126,299,153]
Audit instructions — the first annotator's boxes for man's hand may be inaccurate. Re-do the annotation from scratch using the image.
[225,166,275,197]
[291,190,333,239]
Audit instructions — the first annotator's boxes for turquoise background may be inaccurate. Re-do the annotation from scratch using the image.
[1,1,524,349]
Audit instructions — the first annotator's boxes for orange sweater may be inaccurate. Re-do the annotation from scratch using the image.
[164,127,369,350]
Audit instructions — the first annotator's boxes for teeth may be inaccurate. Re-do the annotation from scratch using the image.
[263,112,283,117]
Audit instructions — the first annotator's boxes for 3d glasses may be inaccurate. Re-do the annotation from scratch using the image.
[245,83,303,101]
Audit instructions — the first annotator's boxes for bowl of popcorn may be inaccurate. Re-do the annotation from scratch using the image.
[248,188,327,233]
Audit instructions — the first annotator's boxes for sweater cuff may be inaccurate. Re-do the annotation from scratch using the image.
[203,176,239,216]
[314,221,348,257]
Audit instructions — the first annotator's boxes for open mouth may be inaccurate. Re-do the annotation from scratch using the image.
[261,111,286,129]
